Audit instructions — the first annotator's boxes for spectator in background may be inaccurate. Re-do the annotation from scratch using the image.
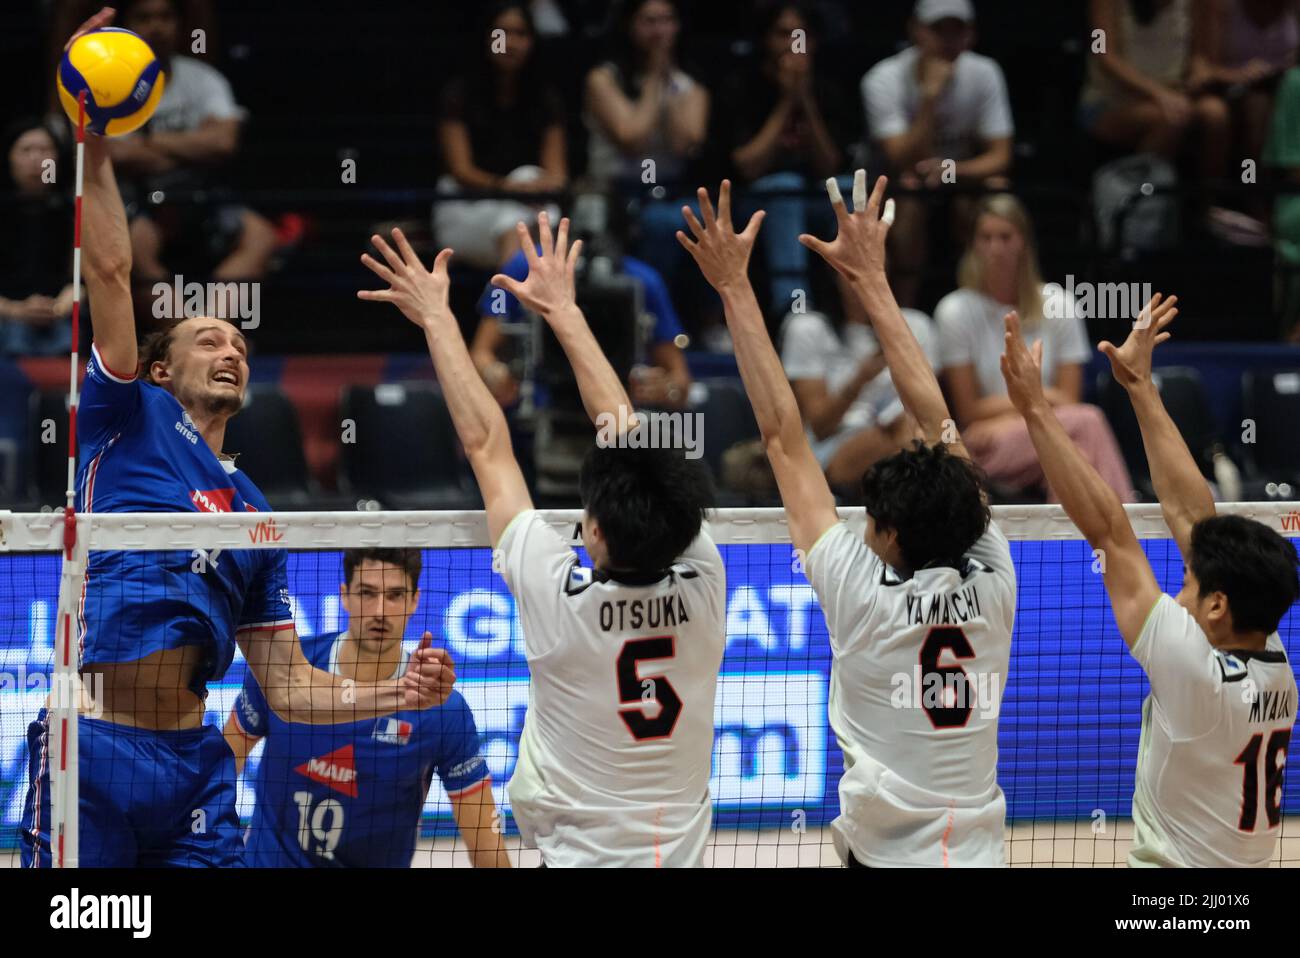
[470,235,692,409]
[0,118,75,357]
[1195,0,1298,176]
[723,0,856,314]
[780,270,931,488]
[935,194,1135,502]
[112,0,278,287]
[435,2,567,269]
[862,0,1014,308]
[1265,59,1300,339]
[1079,0,1229,184]
[583,0,708,302]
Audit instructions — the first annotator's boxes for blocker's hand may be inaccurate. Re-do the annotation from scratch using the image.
[676,179,765,292]
[1098,292,1178,392]
[1000,311,1047,416]
[358,228,453,330]
[798,169,893,288]
[490,210,582,319]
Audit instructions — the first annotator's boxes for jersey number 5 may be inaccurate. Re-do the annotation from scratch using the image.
[1234,729,1290,831]
[616,637,682,741]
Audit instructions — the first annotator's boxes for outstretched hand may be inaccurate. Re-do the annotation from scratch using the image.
[66,6,115,51]
[1000,311,1047,416]
[676,179,765,291]
[1098,293,1178,391]
[490,211,582,319]
[357,229,453,329]
[798,169,895,287]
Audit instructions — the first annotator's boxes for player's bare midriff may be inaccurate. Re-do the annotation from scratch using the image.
[76,645,209,729]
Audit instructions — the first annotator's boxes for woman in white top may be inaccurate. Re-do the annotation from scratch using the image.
[935,194,1135,501]
[781,273,934,487]
[1079,0,1229,181]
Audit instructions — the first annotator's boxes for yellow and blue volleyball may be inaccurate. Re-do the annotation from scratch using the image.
[57,27,165,137]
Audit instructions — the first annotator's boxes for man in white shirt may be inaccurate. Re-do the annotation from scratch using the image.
[359,212,725,867]
[112,0,278,285]
[678,172,1016,866]
[861,0,1014,305]
[1003,292,1299,867]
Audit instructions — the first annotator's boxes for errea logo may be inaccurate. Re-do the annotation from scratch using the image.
[174,416,199,445]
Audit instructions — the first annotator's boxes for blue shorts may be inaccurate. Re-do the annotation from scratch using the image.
[19,708,245,868]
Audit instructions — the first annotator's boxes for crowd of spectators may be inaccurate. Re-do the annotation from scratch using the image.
[9,0,1300,506]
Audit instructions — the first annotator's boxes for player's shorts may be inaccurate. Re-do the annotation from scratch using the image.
[19,708,245,868]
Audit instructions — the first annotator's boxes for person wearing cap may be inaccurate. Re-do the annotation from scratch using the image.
[861,0,1014,307]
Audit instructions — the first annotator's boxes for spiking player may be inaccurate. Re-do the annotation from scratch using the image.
[20,7,453,869]
[1004,293,1299,867]
[223,548,510,868]
[679,175,1015,867]
[359,211,723,867]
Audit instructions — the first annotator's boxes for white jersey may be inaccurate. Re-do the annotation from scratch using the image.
[805,520,1016,867]
[498,510,726,867]
[1129,595,1297,868]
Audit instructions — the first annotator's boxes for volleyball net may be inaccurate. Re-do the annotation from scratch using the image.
[0,503,1297,867]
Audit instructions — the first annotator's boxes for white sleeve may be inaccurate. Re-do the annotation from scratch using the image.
[974,60,1014,140]
[804,522,882,656]
[863,62,908,141]
[965,519,1016,599]
[1129,594,1224,740]
[496,510,579,659]
[781,314,829,381]
[934,294,976,370]
[193,61,242,122]
[674,523,725,587]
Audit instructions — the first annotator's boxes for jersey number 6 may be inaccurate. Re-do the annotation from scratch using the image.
[616,637,683,741]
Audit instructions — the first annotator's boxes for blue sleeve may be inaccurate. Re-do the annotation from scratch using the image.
[436,693,490,796]
[626,257,683,343]
[238,549,294,630]
[474,251,527,321]
[79,343,142,450]
[233,668,271,737]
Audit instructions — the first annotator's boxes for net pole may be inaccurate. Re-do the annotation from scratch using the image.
[49,89,88,869]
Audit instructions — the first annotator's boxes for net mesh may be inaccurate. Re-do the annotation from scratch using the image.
[0,506,1296,868]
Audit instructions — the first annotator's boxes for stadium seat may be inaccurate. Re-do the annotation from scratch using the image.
[338,383,481,510]
[224,385,353,511]
[1240,369,1300,496]
[1096,366,1223,498]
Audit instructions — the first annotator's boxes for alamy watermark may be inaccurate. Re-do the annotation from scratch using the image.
[595,405,704,460]
[152,274,260,329]
[1044,275,1153,323]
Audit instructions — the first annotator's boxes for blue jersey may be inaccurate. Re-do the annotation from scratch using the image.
[75,344,293,695]
[234,631,490,867]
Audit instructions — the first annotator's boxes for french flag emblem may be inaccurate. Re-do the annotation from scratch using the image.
[373,718,413,746]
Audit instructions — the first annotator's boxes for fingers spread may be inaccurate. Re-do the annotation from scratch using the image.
[882,198,897,227]
[852,169,867,213]
[797,232,832,259]
[432,248,454,273]
[491,273,526,299]
[360,252,395,282]
[867,174,888,219]
[391,227,420,267]
[356,289,395,302]
[517,221,540,268]
[718,179,733,229]
[566,238,583,282]
[698,187,717,229]
[675,230,699,256]
[371,233,404,272]
[826,177,847,221]
[555,216,570,262]
[537,210,554,258]
[741,209,766,241]
[682,206,706,240]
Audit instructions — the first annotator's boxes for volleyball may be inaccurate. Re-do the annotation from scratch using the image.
[57,27,165,137]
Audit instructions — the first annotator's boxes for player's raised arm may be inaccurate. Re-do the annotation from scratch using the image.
[70,8,138,379]
[677,180,837,555]
[359,229,532,546]
[1099,293,1214,557]
[491,211,636,432]
[800,171,968,460]
[239,627,454,723]
[1001,311,1161,645]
